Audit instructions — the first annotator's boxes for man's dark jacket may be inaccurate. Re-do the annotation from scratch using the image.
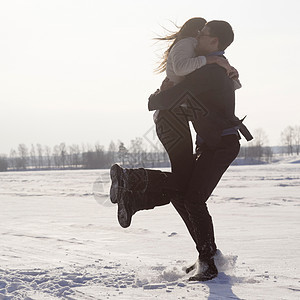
[148,63,252,147]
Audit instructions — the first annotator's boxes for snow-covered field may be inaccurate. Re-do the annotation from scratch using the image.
[0,162,299,299]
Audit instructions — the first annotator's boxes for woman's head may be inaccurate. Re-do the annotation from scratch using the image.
[155,17,206,73]
[177,17,206,39]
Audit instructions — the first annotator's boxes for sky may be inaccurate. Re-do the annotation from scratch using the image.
[1,0,300,155]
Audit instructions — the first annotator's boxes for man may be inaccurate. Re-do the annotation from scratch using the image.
[110,20,252,281]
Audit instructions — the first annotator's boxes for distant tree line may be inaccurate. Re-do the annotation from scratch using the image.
[237,128,273,164]
[236,125,300,164]
[0,138,170,172]
[0,125,299,172]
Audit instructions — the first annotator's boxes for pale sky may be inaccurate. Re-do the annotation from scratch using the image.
[1,0,299,154]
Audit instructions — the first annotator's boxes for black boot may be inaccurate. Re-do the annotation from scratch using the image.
[110,164,148,204]
[110,164,172,203]
[188,258,218,281]
[110,164,180,228]
[117,190,171,228]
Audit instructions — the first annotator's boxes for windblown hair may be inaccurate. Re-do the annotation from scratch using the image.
[155,17,206,73]
[206,20,234,51]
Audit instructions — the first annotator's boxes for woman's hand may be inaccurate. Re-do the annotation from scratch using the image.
[227,66,239,79]
[206,56,239,79]
[160,77,174,91]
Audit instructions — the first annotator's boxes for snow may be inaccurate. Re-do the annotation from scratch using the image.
[0,163,299,299]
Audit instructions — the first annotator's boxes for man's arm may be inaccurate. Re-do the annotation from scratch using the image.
[148,65,224,111]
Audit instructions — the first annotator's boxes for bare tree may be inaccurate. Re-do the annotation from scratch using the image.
[81,143,86,155]
[86,143,94,152]
[36,144,44,169]
[129,137,147,167]
[59,143,67,168]
[293,125,300,155]
[263,146,273,163]
[281,126,294,155]
[44,145,52,168]
[246,128,268,161]
[9,149,17,170]
[0,156,8,171]
[95,143,106,167]
[53,145,61,168]
[107,141,117,166]
[82,143,107,169]
[18,144,28,170]
[30,144,37,169]
[69,144,81,168]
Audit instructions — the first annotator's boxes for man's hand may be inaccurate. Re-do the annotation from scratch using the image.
[149,77,174,100]
[160,77,174,91]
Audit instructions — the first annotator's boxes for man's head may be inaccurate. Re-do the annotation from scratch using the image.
[196,20,234,55]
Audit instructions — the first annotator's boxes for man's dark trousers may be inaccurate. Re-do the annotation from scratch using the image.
[154,108,240,260]
[175,134,240,260]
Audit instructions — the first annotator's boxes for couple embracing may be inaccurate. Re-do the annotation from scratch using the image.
[109,18,252,281]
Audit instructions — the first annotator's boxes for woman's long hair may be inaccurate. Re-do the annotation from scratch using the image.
[155,17,206,73]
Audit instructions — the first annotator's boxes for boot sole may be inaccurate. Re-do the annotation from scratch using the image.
[110,164,123,204]
[188,271,218,281]
[117,191,132,228]
[188,261,218,281]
